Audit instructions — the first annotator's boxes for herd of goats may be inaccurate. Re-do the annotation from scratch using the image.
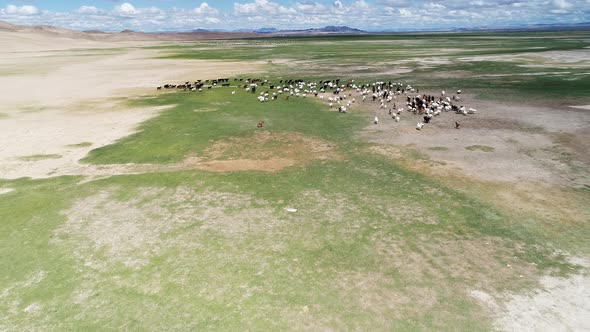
[157,77,477,130]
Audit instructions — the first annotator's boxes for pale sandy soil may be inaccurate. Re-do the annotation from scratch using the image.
[457,49,590,67]
[471,257,590,332]
[0,30,263,180]
[0,188,14,195]
[0,104,170,179]
[0,49,261,110]
[356,90,590,187]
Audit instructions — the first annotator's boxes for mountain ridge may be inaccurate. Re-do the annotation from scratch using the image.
[2,20,589,40]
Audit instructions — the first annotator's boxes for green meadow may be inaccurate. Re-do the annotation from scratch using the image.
[1,31,590,330]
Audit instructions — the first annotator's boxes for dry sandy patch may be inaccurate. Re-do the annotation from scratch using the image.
[0,48,262,111]
[471,257,590,332]
[54,187,279,269]
[354,90,590,187]
[0,188,14,195]
[0,103,170,179]
[0,38,263,179]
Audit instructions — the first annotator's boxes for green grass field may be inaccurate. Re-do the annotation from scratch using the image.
[1,31,590,330]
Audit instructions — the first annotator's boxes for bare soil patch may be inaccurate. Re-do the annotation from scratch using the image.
[194,158,297,173]
[0,104,171,179]
[54,187,279,270]
[200,131,340,172]
[370,145,589,227]
[471,258,590,332]
[357,89,589,188]
[366,232,543,329]
[0,39,263,180]
[0,188,14,195]
[0,48,262,111]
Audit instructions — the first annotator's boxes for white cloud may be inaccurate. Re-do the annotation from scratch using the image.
[143,7,163,15]
[352,0,371,9]
[234,0,295,15]
[376,0,410,8]
[194,3,218,15]
[4,5,39,15]
[553,0,572,9]
[398,8,412,17]
[424,3,446,10]
[77,6,99,15]
[113,3,138,16]
[295,1,327,14]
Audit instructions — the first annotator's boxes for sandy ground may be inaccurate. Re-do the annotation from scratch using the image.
[357,90,590,187]
[471,257,590,332]
[0,30,263,180]
[0,48,261,110]
[0,188,14,195]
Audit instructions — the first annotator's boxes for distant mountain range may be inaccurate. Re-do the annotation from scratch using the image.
[189,22,590,34]
[375,22,590,33]
[192,26,367,35]
[2,19,589,41]
[464,21,590,32]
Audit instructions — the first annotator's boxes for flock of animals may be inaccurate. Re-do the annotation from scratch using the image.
[157,77,478,130]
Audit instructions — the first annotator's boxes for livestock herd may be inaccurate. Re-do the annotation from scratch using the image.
[157,77,478,130]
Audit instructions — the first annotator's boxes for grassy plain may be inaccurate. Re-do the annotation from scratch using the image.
[1,31,590,330]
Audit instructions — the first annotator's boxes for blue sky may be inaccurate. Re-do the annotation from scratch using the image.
[1,0,589,32]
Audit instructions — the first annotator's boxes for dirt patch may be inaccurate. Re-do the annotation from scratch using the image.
[54,187,279,270]
[369,145,589,226]
[471,263,590,332]
[372,233,539,293]
[201,131,340,172]
[357,88,590,188]
[363,232,544,329]
[0,104,170,180]
[1,130,339,179]
[0,40,263,180]
[195,158,297,172]
[336,270,437,314]
[0,188,14,195]
[0,48,262,111]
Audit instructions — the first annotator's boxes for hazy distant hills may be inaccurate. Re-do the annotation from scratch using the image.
[473,22,590,32]
[257,26,366,34]
[1,19,589,43]
[192,25,366,34]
